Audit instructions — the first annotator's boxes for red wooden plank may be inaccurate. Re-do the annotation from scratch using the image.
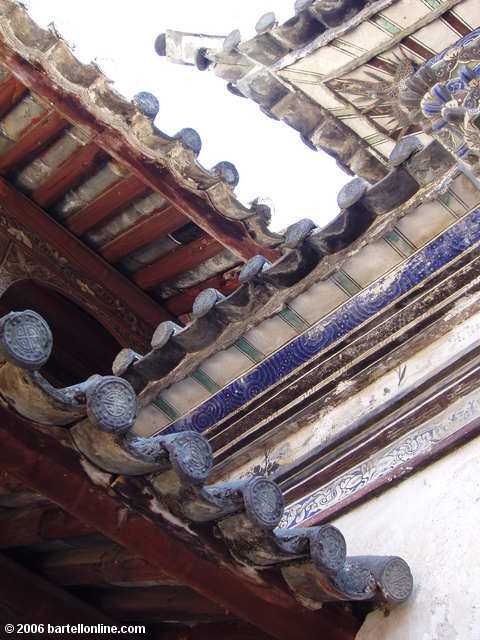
[0,110,69,175]
[0,177,170,327]
[0,553,114,625]
[165,272,240,317]
[66,174,149,236]
[100,205,188,263]
[133,235,223,290]
[32,141,107,208]
[0,45,279,262]
[0,74,28,118]
[0,407,357,640]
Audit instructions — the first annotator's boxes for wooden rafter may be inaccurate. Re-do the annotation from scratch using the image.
[164,271,240,317]
[0,407,357,640]
[86,585,228,622]
[0,45,279,262]
[133,235,223,290]
[0,505,95,548]
[0,74,27,118]
[32,141,107,208]
[66,174,149,236]
[0,177,171,327]
[0,109,69,175]
[32,543,178,587]
[100,205,188,263]
[0,553,114,625]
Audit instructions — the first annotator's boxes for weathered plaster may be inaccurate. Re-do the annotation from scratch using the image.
[333,436,480,640]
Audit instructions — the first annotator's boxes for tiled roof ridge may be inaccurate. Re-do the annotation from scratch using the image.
[157,0,391,182]
[0,0,281,249]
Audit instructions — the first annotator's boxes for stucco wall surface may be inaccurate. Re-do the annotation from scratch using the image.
[333,436,480,640]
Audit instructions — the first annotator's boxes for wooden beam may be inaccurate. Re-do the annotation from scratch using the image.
[0,505,95,548]
[0,553,114,625]
[157,622,273,640]
[32,141,107,208]
[32,543,179,587]
[66,174,149,236]
[0,45,279,262]
[164,271,240,317]
[0,407,357,640]
[100,206,188,263]
[84,585,228,622]
[0,110,69,175]
[0,75,27,118]
[133,235,223,290]
[0,176,170,328]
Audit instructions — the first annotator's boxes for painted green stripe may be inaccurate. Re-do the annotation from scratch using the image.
[192,369,221,393]
[439,190,467,217]
[279,307,309,333]
[423,0,441,8]
[152,397,178,421]
[384,230,415,258]
[331,270,361,296]
[370,14,401,34]
[235,337,264,363]
[364,133,386,145]
[333,39,364,56]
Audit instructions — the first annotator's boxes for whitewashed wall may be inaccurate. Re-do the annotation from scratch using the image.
[333,437,480,640]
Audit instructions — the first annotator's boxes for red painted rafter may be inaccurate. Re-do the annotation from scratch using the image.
[100,205,188,263]
[0,407,357,640]
[0,109,69,176]
[32,141,107,208]
[0,74,27,118]
[66,174,149,236]
[0,46,279,262]
[165,271,240,317]
[0,176,170,327]
[133,235,223,290]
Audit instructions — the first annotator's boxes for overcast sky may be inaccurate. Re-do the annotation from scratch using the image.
[23,0,348,231]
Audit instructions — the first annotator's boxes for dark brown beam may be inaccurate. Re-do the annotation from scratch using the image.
[32,140,107,208]
[0,109,69,175]
[133,235,223,290]
[0,505,95,548]
[157,622,273,640]
[0,553,114,625]
[0,75,28,118]
[100,206,188,263]
[66,174,149,236]
[0,176,170,329]
[0,45,279,262]
[84,585,228,622]
[0,407,357,640]
[164,271,240,317]
[33,543,179,587]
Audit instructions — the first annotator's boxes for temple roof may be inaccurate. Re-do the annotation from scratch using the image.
[158,0,478,180]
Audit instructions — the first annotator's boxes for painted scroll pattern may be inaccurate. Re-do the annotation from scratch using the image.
[280,393,480,529]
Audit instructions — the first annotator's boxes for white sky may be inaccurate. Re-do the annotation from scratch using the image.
[23,0,348,231]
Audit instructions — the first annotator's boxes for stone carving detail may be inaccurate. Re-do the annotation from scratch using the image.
[399,29,480,173]
[0,310,52,369]
[243,476,284,529]
[86,376,138,434]
[381,557,414,603]
[166,431,213,485]
[310,525,346,574]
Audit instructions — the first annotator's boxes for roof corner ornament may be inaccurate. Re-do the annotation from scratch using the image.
[399,28,480,183]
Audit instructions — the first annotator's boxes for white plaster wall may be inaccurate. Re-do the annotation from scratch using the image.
[333,437,480,640]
